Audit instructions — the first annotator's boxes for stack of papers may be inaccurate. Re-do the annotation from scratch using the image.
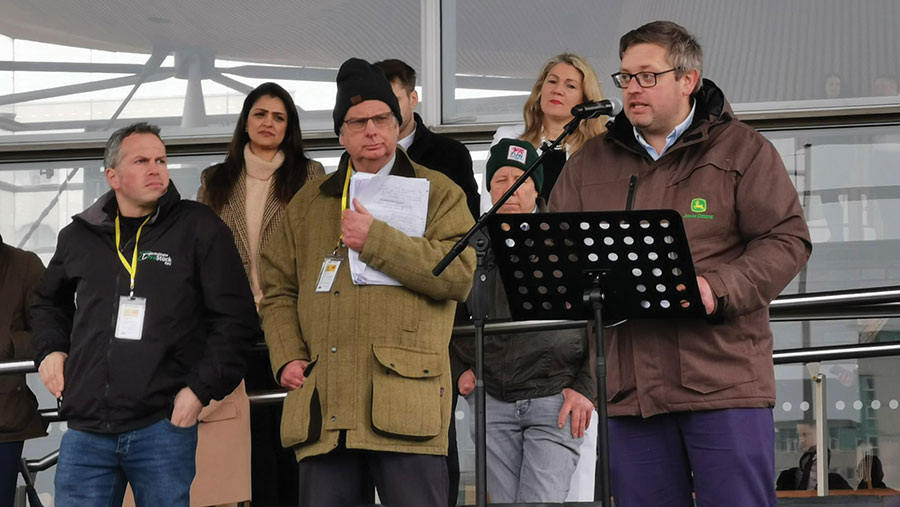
[348,172,430,286]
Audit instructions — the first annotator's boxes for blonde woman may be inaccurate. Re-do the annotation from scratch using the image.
[482,53,607,212]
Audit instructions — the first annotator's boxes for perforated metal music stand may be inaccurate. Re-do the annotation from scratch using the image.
[486,209,705,506]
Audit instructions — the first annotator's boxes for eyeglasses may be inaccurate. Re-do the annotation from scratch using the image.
[343,112,395,132]
[611,68,678,89]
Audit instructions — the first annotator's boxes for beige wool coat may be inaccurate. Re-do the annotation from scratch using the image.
[259,149,475,462]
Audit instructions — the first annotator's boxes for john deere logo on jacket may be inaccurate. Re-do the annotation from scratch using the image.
[684,198,714,220]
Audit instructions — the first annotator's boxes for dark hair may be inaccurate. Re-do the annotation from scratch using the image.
[104,122,162,169]
[373,59,417,93]
[204,82,312,212]
[619,20,703,94]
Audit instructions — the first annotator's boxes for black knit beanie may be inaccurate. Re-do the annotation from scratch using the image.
[333,58,402,135]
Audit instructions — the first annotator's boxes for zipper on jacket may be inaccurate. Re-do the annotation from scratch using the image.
[625,175,637,211]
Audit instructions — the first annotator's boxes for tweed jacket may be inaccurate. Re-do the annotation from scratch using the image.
[198,158,325,281]
[259,148,475,461]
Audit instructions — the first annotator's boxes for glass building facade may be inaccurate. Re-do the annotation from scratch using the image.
[2,1,900,504]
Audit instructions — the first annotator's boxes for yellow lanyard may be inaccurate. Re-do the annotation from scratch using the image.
[115,213,152,297]
[338,162,353,243]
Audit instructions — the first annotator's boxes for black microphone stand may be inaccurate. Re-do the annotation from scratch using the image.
[434,114,586,507]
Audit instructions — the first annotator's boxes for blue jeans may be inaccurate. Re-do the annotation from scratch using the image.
[55,418,198,507]
[467,391,581,502]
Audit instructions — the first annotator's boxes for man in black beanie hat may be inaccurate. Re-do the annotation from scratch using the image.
[332,57,402,136]
[260,57,476,507]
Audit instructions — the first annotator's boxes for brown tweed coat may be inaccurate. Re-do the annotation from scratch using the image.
[259,149,475,462]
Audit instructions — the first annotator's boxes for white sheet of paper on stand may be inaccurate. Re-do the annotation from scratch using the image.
[347,172,430,286]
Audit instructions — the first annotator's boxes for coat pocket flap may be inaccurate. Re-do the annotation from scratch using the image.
[198,400,237,423]
[281,370,321,448]
[373,344,442,378]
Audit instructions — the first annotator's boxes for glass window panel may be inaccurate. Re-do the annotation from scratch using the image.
[763,125,900,294]
[444,0,900,124]
[775,357,900,495]
[0,0,421,141]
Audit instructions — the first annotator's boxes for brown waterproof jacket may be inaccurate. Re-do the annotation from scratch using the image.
[550,80,812,417]
[0,235,48,442]
[260,149,475,461]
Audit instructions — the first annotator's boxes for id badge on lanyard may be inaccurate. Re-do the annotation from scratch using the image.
[114,213,151,340]
[315,165,354,293]
[115,296,147,340]
[315,255,343,292]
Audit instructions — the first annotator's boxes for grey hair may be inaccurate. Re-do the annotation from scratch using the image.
[619,21,703,94]
[104,122,163,169]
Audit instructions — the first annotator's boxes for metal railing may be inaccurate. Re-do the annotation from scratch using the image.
[6,286,900,380]
[5,283,900,503]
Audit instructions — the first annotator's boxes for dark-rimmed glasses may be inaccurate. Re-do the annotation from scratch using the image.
[343,112,395,132]
[611,68,677,89]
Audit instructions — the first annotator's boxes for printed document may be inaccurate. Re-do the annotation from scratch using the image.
[348,172,430,285]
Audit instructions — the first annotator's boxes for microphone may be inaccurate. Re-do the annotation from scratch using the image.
[571,97,623,119]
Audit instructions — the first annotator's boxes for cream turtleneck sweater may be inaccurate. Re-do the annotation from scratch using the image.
[244,144,284,303]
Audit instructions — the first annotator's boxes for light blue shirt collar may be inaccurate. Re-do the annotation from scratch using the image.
[633,101,696,161]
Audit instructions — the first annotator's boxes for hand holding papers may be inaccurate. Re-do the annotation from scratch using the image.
[347,172,430,285]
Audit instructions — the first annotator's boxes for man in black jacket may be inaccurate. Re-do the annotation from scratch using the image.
[32,122,260,507]
[375,59,480,220]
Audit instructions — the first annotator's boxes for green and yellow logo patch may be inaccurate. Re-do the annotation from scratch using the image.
[690,198,707,213]
[684,197,714,220]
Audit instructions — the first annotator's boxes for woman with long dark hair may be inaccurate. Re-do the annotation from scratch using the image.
[200,81,324,300]
[195,82,323,506]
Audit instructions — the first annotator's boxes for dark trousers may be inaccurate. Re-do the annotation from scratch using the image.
[250,403,299,506]
[608,408,776,507]
[0,441,24,507]
[246,351,299,506]
[447,393,461,505]
[298,444,448,507]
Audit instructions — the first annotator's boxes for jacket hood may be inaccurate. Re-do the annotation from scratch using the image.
[74,182,182,230]
[606,78,734,154]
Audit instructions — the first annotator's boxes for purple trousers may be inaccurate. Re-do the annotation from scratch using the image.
[608,408,776,507]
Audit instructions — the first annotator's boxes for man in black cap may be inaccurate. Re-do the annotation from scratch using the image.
[259,57,475,506]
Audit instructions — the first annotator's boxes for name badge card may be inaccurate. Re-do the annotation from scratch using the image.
[315,256,343,292]
[115,296,147,340]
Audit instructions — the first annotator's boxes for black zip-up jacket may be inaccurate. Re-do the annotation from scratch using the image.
[406,113,480,220]
[31,183,261,433]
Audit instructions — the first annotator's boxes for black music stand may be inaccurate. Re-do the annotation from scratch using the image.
[486,209,705,507]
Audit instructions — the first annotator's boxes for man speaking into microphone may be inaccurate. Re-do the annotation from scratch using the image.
[551,21,811,506]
